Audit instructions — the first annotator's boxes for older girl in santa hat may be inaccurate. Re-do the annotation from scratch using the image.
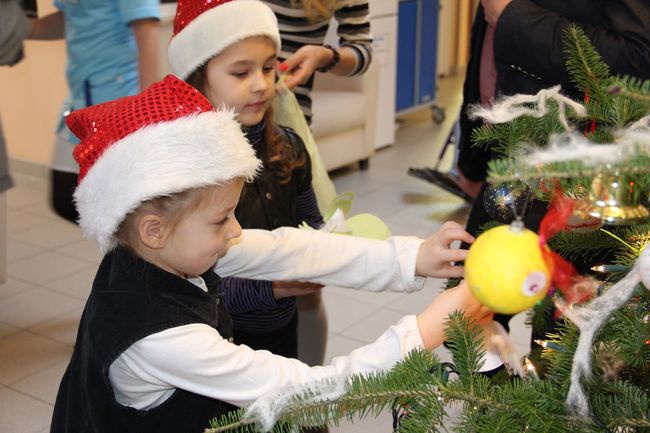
[50,74,489,433]
[167,0,329,362]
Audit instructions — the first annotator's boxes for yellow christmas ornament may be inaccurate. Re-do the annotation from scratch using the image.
[465,221,552,314]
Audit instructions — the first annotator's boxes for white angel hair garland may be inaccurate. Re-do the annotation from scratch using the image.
[243,375,346,432]
[558,244,650,416]
[524,134,627,167]
[469,86,650,168]
[468,85,587,131]
[523,120,650,167]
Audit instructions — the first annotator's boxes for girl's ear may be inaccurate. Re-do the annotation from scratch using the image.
[138,213,168,249]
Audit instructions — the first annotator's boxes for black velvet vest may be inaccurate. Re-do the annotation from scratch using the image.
[50,247,236,433]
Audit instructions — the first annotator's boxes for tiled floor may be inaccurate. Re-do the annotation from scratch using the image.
[0,74,531,433]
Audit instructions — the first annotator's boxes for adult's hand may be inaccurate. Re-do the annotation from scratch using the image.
[277,44,333,89]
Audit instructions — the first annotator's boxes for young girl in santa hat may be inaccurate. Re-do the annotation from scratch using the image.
[50,74,489,433]
[167,0,328,361]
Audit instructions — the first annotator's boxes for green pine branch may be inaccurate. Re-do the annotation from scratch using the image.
[548,228,622,263]
[539,320,580,389]
[205,311,649,433]
[563,25,611,98]
[444,311,486,382]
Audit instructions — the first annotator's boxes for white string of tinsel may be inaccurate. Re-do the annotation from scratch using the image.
[555,243,650,416]
[628,114,650,131]
[485,321,525,378]
[516,119,650,167]
[524,134,626,166]
[469,85,588,130]
[242,375,346,432]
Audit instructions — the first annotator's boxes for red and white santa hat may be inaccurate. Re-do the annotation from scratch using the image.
[68,74,261,252]
[168,0,282,80]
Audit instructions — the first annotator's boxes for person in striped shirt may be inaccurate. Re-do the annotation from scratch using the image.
[265,0,373,124]
[263,0,374,372]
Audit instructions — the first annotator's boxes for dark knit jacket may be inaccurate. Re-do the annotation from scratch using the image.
[236,125,314,232]
[50,247,235,433]
[222,124,323,345]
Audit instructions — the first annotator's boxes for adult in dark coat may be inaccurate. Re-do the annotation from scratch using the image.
[460,0,650,235]
[458,0,650,334]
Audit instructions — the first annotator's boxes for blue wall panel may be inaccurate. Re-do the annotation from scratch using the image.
[418,0,439,104]
[396,0,417,112]
[396,0,439,113]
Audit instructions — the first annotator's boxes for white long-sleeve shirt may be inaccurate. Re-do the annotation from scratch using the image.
[110,228,426,410]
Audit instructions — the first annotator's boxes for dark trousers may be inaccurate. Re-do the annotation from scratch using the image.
[51,169,79,224]
[233,311,299,358]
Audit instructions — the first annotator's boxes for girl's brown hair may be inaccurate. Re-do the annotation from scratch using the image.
[291,0,337,22]
[186,64,305,185]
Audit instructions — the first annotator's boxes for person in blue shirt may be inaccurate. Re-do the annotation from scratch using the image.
[29,0,160,223]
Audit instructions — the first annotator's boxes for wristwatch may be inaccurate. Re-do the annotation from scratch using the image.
[317,44,340,73]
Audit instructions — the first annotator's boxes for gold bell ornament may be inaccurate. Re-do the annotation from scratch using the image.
[465,220,553,314]
[573,172,650,225]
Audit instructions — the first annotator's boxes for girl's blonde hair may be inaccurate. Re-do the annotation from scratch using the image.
[291,0,337,22]
[113,187,213,250]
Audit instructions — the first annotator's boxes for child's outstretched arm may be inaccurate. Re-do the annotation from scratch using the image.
[109,281,492,410]
[216,222,473,291]
[216,227,425,293]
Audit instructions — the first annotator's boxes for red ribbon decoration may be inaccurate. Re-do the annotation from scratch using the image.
[538,186,593,306]
[583,86,597,136]
[539,191,578,291]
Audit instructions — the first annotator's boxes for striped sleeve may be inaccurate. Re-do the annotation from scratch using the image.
[295,187,324,229]
[264,0,373,122]
[221,277,278,314]
[334,0,373,76]
[266,0,373,72]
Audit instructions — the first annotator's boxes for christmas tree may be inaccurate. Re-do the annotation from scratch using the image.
[206,26,650,433]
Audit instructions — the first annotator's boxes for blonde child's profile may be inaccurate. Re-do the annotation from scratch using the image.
[50,75,490,433]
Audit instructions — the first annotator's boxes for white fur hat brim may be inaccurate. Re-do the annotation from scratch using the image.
[168,0,282,79]
[73,109,261,252]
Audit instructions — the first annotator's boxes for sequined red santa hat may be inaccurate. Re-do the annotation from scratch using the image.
[68,74,261,252]
[167,0,281,79]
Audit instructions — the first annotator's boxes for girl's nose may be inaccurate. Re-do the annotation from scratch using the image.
[251,70,269,93]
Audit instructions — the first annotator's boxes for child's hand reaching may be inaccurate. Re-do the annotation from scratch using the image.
[416,280,492,350]
[415,221,475,279]
[272,280,324,300]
